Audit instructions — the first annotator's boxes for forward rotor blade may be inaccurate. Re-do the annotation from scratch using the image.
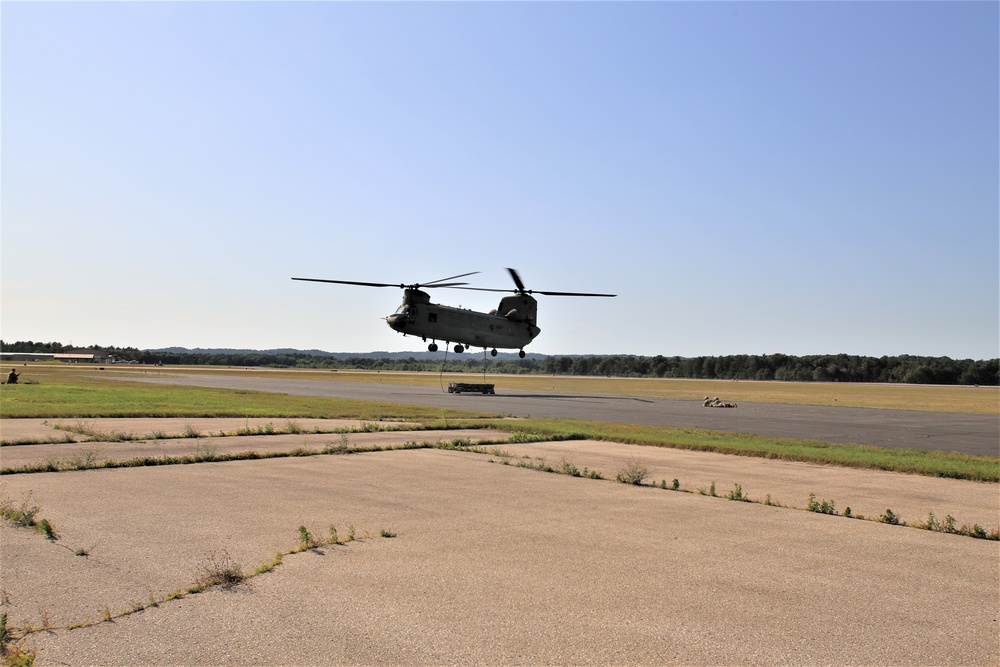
[291,278,403,288]
[291,277,472,289]
[425,271,480,286]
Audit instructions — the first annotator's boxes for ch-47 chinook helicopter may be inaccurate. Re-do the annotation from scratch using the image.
[292,268,615,358]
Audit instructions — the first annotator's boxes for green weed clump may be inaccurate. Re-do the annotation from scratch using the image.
[297,525,316,550]
[807,493,837,515]
[560,458,581,477]
[35,519,56,540]
[726,484,749,502]
[254,552,284,576]
[912,513,997,540]
[878,508,901,525]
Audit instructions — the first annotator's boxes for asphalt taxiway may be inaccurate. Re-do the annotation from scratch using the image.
[130,374,999,456]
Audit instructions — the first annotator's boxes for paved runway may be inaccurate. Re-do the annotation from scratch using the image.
[132,374,999,457]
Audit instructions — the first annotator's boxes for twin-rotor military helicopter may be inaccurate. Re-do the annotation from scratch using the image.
[292,268,615,358]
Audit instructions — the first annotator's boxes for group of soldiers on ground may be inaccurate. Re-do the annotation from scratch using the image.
[703,395,737,408]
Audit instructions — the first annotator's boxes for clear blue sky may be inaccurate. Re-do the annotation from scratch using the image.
[3,1,997,359]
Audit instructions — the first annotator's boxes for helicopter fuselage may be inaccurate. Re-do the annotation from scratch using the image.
[385,288,540,351]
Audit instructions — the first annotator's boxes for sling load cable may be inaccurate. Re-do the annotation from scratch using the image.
[438,345,450,393]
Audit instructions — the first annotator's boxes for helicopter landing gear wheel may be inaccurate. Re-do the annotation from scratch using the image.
[428,343,438,352]
[454,344,464,353]
[491,349,498,357]
[519,349,526,358]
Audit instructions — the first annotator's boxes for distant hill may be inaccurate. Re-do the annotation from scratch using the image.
[147,347,549,361]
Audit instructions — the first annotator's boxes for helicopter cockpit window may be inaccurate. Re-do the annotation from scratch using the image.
[395,305,412,316]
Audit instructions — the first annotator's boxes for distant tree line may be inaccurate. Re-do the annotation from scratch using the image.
[2,341,997,385]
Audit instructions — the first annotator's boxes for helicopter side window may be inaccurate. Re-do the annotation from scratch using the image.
[428,313,437,323]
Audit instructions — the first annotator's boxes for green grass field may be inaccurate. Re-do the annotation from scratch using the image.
[2,364,997,481]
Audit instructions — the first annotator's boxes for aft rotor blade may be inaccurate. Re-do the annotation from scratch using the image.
[451,286,513,294]
[507,268,526,292]
[452,286,616,297]
[532,289,616,297]
[504,267,614,296]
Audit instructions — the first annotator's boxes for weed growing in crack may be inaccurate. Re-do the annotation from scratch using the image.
[236,423,276,436]
[807,493,837,515]
[298,525,316,550]
[0,493,39,527]
[323,433,351,455]
[196,551,245,589]
[560,458,581,477]
[35,519,56,540]
[615,457,649,485]
[878,508,901,525]
[0,620,34,667]
[254,552,283,576]
[726,484,748,502]
[66,449,102,470]
[193,444,217,462]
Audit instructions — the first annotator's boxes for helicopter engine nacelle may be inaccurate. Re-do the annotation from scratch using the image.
[498,294,538,325]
